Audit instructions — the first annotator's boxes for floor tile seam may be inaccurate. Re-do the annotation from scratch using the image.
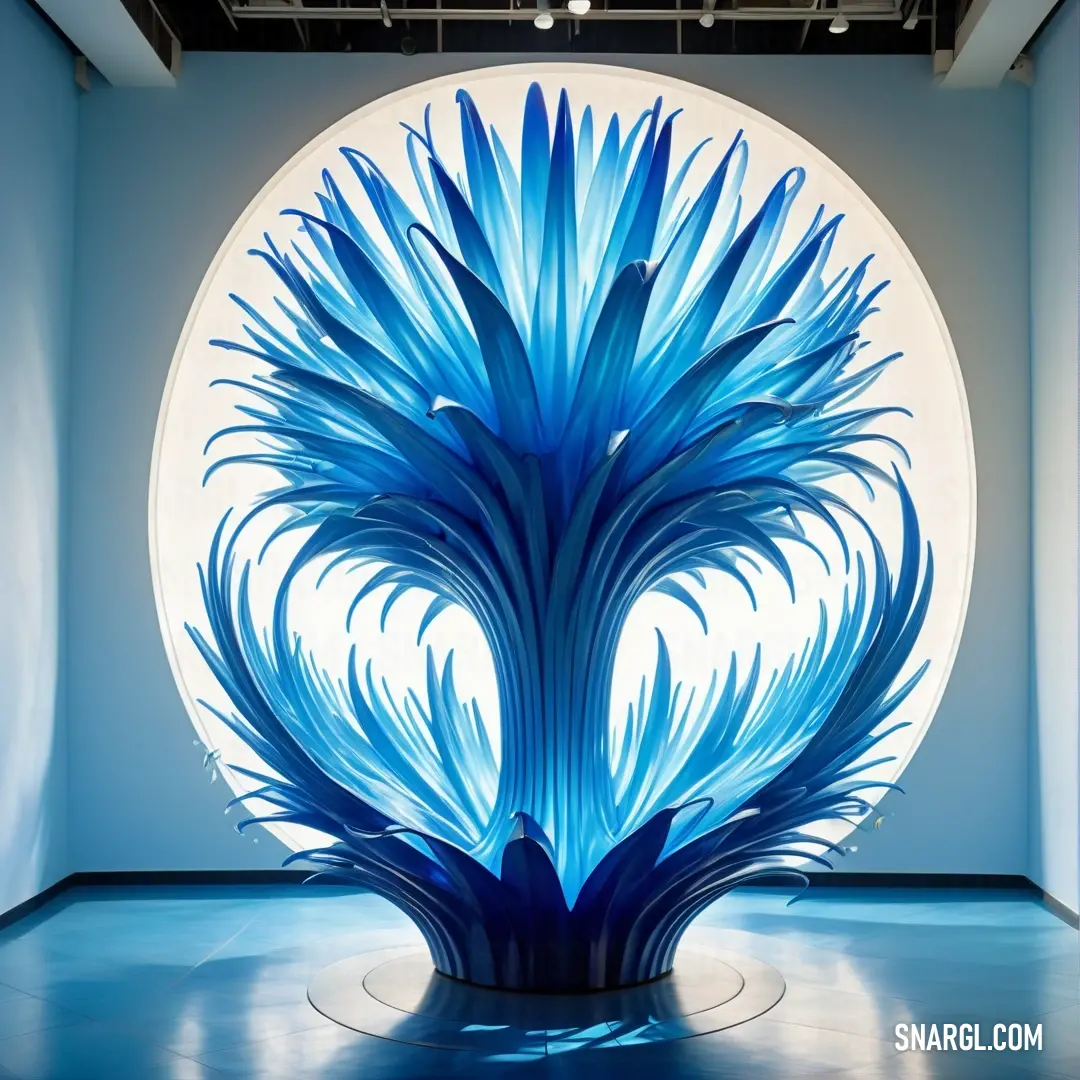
[813,1048,1030,1077]
[187,1017,362,1066]
[0,944,90,969]
[0,981,89,1011]
[129,1036,225,1071]
[177,918,261,985]
[782,983,1076,1014]
[0,991,102,1034]
[0,1014,86,1047]
[773,937,1080,963]
[762,1013,921,1044]
[141,1046,233,1077]
[689,929,899,963]
[716,913,1066,932]
[684,940,846,969]
[785,943,1080,974]
[772,969,932,1000]
[779,965,1077,1005]
[807,1062,1077,1080]
[743,923,1077,946]
[777,973,934,1007]
[721,910,943,928]
[994,1057,1080,1080]
[717,1012,901,1050]
[874,1039,1078,1074]
[94,1011,282,1066]
[840,1047,902,1066]
[1023,1000,1080,1022]
[0,1012,235,1070]
[141,1014,337,1057]
[777,1060,896,1080]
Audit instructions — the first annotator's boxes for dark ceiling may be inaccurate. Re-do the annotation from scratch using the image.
[153,1,944,57]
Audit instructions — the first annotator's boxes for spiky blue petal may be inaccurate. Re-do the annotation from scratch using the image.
[189,83,932,991]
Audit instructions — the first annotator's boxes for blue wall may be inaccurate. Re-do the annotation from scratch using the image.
[1030,0,1080,915]
[66,52,1031,876]
[0,0,76,912]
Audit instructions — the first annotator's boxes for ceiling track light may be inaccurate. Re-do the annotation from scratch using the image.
[567,0,590,16]
[901,0,921,31]
[379,0,392,26]
[699,0,715,28]
[828,8,849,34]
[534,0,554,28]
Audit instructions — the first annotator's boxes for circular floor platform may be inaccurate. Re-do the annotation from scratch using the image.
[308,946,786,1053]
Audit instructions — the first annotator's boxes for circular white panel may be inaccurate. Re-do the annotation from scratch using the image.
[151,64,974,863]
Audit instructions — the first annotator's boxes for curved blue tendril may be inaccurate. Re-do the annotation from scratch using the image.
[187,83,933,991]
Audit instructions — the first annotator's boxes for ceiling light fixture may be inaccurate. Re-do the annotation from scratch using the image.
[567,0,590,15]
[699,0,715,28]
[902,0,921,31]
[379,0,392,27]
[534,0,554,28]
[828,11,849,33]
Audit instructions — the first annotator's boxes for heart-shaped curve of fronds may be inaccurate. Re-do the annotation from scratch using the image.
[188,83,933,991]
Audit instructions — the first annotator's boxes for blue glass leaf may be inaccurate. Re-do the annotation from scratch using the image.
[188,83,934,992]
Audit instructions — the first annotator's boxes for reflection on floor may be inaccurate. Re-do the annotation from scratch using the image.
[0,885,1075,1080]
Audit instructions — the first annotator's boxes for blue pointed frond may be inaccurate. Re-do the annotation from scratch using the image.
[186,81,939,990]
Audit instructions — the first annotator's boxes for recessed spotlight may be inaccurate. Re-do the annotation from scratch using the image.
[828,13,849,33]
[567,0,590,15]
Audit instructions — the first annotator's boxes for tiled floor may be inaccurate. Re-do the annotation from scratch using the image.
[0,885,1076,1080]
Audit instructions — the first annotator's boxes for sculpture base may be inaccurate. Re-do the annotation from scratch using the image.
[308,946,785,1054]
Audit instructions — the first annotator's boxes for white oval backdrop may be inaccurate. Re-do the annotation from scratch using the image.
[150,64,976,861]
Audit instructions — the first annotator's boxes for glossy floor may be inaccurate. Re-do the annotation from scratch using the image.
[0,885,1075,1080]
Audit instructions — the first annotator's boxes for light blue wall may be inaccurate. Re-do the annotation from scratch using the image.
[1030,0,1080,916]
[0,0,76,912]
[68,52,1031,875]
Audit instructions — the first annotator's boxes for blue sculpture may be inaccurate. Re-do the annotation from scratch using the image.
[189,84,932,992]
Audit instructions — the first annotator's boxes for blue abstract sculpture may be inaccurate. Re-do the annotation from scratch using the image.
[188,83,933,992]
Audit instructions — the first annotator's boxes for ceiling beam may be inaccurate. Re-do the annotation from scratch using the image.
[942,0,1060,88]
[230,2,904,20]
[34,0,177,87]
